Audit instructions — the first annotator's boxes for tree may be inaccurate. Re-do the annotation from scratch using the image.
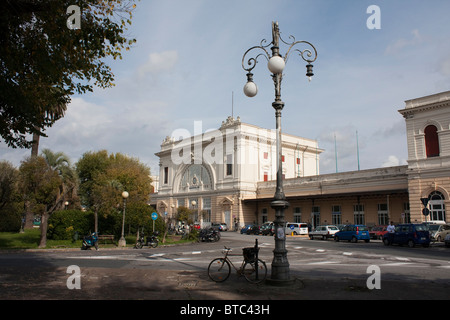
[176,206,196,225]
[76,150,111,232]
[0,161,19,210]
[76,151,152,235]
[19,150,78,247]
[0,0,138,150]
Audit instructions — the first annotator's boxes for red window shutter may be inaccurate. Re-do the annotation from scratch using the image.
[425,125,440,157]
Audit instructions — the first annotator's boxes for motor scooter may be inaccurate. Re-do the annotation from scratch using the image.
[81,232,99,250]
[198,228,220,242]
[135,231,159,249]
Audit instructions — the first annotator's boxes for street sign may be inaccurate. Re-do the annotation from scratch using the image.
[151,212,158,220]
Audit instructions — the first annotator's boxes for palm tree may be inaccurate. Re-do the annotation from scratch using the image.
[38,149,78,247]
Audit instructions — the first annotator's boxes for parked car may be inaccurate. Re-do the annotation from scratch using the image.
[284,222,308,235]
[260,222,274,236]
[240,224,260,235]
[369,225,388,239]
[428,224,450,242]
[445,234,450,248]
[309,225,339,240]
[382,223,430,248]
[334,224,370,243]
[211,223,228,231]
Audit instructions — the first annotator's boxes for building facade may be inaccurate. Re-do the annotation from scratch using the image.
[151,91,450,229]
[399,91,450,223]
[152,116,322,229]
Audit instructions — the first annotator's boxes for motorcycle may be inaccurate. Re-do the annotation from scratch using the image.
[198,228,220,242]
[135,231,159,249]
[81,232,98,250]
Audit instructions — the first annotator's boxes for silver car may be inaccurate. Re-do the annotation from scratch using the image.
[429,224,450,242]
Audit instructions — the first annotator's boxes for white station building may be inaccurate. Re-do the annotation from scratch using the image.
[151,91,450,229]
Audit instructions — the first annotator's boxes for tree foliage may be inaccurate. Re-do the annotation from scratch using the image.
[0,0,138,148]
[0,161,19,210]
[18,150,78,247]
[76,150,152,233]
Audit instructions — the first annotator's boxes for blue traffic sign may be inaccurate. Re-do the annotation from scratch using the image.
[151,212,158,220]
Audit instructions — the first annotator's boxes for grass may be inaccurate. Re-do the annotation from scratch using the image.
[0,229,194,250]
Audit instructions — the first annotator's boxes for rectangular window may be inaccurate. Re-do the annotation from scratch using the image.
[294,207,301,223]
[226,154,233,176]
[312,206,320,228]
[202,198,211,223]
[282,155,285,162]
[353,204,365,225]
[164,167,169,184]
[264,172,268,182]
[332,205,342,225]
[403,202,411,223]
[261,208,268,224]
[296,157,301,165]
[263,152,268,159]
[377,203,389,225]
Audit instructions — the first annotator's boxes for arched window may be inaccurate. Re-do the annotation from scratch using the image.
[428,191,446,222]
[424,125,440,157]
[179,164,212,192]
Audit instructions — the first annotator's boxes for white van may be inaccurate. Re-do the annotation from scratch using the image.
[285,222,308,235]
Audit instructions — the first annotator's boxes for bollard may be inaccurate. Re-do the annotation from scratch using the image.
[254,238,259,281]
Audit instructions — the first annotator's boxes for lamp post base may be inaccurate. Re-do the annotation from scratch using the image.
[268,199,294,286]
[118,237,126,247]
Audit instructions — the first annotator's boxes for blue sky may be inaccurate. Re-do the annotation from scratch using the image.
[2,0,450,176]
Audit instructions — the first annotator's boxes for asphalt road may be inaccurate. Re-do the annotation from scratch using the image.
[0,232,449,301]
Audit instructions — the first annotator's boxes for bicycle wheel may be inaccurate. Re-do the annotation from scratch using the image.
[208,258,231,282]
[243,259,267,284]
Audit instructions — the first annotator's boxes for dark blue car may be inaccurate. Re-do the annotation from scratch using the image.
[383,223,430,247]
[334,224,370,243]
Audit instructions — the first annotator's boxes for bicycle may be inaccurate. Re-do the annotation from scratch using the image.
[207,241,267,284]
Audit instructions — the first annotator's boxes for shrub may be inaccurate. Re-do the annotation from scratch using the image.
[47,209,94,240]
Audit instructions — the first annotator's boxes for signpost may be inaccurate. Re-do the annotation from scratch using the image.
[151,212,158,232]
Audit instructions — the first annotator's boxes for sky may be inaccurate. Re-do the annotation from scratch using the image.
[2,0,450,176]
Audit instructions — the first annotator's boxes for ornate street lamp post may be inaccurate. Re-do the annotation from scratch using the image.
[242,21,317,284]
[118,191,129,247]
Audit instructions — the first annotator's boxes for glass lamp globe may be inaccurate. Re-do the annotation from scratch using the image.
[268,55,285,74]
[243,81,258,97]
[122,191,129,199]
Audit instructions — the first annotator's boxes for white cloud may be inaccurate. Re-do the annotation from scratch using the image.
[382,155,407,168]
[137,50,178,79]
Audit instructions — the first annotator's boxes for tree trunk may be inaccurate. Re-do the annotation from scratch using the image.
[23,201,35,230]
[39,212,49,248]
[94,207,98,234]
[31,131,40,157]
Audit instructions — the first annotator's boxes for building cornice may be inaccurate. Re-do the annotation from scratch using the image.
[398,91,450,118]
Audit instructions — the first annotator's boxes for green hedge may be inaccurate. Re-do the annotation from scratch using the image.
[47,209,94,240]
[46,209,166,240]
[0,202,23,232]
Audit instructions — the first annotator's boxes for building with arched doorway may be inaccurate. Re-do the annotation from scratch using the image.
[151,116,322,229]
[151,91,449,229]
[399,90,450,223]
